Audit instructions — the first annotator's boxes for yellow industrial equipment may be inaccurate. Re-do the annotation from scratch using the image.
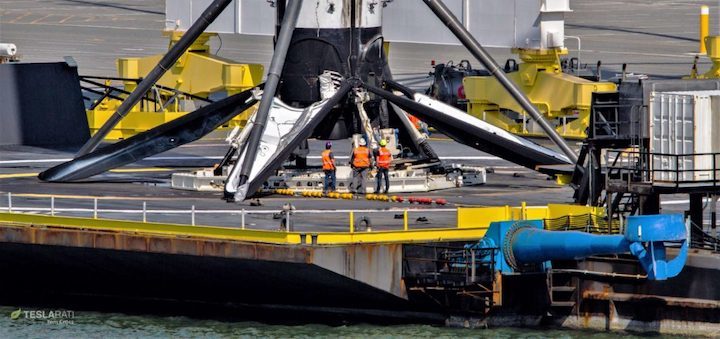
[689,36,720,79]
[463,48,617,139]
[86,32,264,140]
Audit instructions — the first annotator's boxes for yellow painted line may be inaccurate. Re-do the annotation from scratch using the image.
[0,168,174,179]
[0,173,38,179]
[468,187,564,197]
[0,212,488,245]
[30,14,52,24]
[9,13,31,23]
[58,15,75,24]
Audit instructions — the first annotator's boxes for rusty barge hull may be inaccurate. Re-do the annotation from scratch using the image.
[1,220,720,334]
[0,222,438,323]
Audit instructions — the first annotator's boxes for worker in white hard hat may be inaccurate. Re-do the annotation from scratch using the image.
[348,137,373,194]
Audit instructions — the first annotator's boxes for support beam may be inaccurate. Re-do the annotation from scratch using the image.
[387,101,439,161]
[231,0,303,199]
[689,193,704,228]
[712,195,718,238]
[39,88,258,182]
[639,193,660,215]
[422,0,578,164]
[76,0,234,156]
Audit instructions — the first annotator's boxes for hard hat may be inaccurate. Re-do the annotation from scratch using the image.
[358,138,367,146]
[379,139,387,147]
[325,141,332,149]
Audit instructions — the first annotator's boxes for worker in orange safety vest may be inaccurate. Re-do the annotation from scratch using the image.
[374,139,392,194]
[321,141,336,194]
[349,138,373,194]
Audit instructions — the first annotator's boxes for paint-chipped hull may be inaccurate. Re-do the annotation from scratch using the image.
[0,222,423,321]
[1,221,720,334]
[444,254,720,336]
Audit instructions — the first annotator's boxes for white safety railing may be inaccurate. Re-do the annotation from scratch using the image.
[0,192,457,232]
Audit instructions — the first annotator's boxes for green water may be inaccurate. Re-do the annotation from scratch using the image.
[0,306,675,338]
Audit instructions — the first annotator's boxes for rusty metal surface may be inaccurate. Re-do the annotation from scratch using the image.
[312,243,406,299]
[0,223,311,263]
[583,290,720,309]
[0,221,414,300]
[565,255,720,335]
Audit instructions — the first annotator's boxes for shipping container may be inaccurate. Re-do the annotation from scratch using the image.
[648,90,720,182]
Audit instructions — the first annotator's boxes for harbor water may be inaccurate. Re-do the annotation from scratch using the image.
[0,306,676,338]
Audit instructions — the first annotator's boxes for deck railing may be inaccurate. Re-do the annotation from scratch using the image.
[606,150,720,189]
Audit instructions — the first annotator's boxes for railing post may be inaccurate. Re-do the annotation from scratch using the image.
[50,196,55,216]
[241,208,246,229]
[403,209,409,231]
[142,201,147,223]
[712,195,718,239]
[714,153,717,188]
[94,198,98,219]
[191,205,196,226]
[349,211,355,233]
[675,154,680,187]
[7,192,12,213]
[285,208,291,232]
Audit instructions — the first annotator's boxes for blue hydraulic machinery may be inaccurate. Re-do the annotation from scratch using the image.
[470,214,688,280]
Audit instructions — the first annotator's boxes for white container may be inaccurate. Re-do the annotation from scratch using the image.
[648,90,720,182]
[0,43,17,57]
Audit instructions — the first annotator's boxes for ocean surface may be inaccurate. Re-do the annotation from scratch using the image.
[0,306,679,338]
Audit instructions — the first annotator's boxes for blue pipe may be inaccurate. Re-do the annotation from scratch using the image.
[498,214,688,280]
[511,229,630,264]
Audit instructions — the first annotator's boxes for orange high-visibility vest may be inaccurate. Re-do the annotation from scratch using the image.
[408,114,422,129]
[322,150,335,170]
[376,147,392,169]
[352,146,370,168]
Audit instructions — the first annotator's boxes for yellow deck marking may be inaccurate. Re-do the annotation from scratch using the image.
[30,14,52,24]
[0,168,174,180]
[0,173,38,179]
[467,187,563,197]
[9,13,31,23]
[58,15,75,24]
[0,212,489,245]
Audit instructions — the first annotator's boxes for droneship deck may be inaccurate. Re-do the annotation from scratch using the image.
[2,140,720,335]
